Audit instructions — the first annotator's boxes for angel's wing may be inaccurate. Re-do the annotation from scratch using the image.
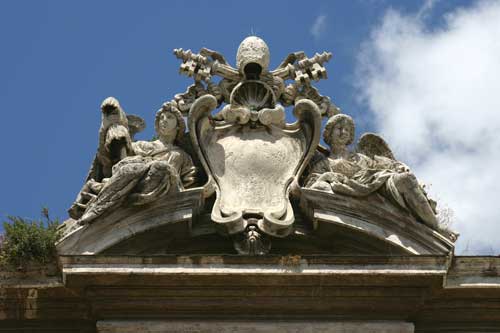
[126,114,146,141]
[356,133,395,160]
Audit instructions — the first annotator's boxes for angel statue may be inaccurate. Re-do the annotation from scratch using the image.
[69,98,196,225]
[305,114,440,230]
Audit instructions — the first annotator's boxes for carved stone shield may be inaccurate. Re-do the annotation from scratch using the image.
[189,95,321,238]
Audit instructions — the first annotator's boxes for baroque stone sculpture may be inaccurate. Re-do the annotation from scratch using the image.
[69,99,196,225]
[305,114,443,232]
[178,37,347,253]
[171,36,340,119]
[60,36,456,256]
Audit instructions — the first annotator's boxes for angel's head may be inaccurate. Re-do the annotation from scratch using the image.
[155,103,185,144]
[323,114,355,147]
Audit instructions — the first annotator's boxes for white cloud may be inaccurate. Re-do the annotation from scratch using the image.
[310,15,327,40]
[356,1,500,254]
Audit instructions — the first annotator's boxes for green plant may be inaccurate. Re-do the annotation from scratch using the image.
[0,208,60,269]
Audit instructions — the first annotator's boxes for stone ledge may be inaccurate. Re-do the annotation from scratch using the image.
[60,255,449,289]
[445,256,500,289]
[97,320,414,333]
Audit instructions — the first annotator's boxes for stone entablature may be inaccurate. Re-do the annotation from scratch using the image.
[1,255,500,332]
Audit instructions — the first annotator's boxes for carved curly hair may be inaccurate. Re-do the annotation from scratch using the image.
[323,113,355,147]
[154,102,186,144]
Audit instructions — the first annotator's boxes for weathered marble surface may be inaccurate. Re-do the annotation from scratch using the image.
[189,95,321,252]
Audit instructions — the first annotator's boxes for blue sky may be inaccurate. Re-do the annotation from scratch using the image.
[1,0,497,254]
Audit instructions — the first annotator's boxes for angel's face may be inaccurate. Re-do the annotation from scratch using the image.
[332,120,352,146]
[158,111,178,138]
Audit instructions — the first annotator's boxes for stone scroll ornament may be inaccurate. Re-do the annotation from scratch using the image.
[176,37,327,254]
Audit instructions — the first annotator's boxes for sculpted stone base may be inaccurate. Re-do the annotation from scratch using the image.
[300,188,455,255]
[57,188,204,255]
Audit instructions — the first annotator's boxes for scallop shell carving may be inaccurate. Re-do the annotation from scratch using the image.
[230,80,275,111]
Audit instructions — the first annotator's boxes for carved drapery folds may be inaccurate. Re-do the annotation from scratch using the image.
[304,114,457,241]
[58,36,456,257]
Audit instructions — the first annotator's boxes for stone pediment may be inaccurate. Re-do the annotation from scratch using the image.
[57,37,456,257]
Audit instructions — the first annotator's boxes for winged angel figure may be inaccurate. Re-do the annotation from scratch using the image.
[306,114,440,230]
[68,97,196,225]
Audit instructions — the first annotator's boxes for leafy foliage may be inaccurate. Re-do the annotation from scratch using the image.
[0,208,60,269]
